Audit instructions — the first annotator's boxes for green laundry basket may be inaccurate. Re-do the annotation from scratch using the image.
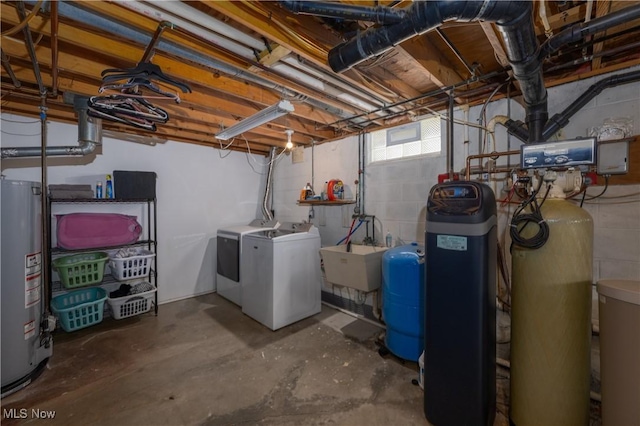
[52,252,109,288]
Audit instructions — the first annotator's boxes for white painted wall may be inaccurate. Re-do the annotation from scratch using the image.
[273,66,640,303]
[1,114,268,303]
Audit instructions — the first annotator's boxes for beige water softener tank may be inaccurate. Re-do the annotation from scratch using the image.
[511,199,593,425]
[597,279,640,426]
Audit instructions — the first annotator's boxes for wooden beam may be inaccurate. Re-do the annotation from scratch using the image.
[2,63,324,148]
[401,35,465,90]
[479,22,509,68]
[249,45,292,72]
[0,5,365,124]
[203,1,400,106]
[535,4,588,36]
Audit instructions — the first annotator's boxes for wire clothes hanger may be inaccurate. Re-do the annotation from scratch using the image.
[89,21,191,130]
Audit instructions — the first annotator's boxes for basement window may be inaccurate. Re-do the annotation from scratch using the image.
[369,117,441,163]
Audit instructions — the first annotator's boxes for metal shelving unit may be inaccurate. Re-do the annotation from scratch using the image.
[48,197,158,316]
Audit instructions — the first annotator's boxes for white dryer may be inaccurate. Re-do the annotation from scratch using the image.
[216,219,279,306]
[241,222,322,330]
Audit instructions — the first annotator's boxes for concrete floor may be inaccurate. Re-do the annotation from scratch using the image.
[2,294,600,426]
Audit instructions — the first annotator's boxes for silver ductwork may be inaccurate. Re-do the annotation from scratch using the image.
[1,97,102,159]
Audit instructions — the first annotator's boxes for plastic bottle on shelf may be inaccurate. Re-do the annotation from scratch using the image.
[386,231,393,248]
[106,174,114,199]
[96,181,103,198]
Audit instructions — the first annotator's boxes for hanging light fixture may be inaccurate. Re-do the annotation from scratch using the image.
[215,100,295,140]
[285,129,294,149]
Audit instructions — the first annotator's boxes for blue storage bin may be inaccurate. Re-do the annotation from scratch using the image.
[51,288,107,332]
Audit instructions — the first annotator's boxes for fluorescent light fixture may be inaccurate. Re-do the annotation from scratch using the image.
[215,100,294,140]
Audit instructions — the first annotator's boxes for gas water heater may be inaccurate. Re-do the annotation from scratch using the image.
[1,179,52,397]
[424,181,496,426]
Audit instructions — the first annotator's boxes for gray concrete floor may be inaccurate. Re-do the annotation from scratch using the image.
[2,294,600,426]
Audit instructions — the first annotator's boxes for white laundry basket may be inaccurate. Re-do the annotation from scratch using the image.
[109,248,155,281]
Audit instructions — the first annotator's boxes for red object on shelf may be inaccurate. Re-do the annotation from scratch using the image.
[437,173,460,184]
[327,179,344,200]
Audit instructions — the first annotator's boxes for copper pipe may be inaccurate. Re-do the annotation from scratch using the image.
[50,0,58,97]
[465,149,520,181]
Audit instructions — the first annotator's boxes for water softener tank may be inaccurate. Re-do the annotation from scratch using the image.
[424,181,496,426]
[382,242,425,362]
[510,199,592,425]
[1,179,52,397]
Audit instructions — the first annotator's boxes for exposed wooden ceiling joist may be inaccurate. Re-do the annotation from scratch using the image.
[1,0,639,155]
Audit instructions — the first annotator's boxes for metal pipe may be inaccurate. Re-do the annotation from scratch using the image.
[17,1,46,95]
[326,69,506,128]
[39,96,50,318]
[1,49,21,88]
[24,0,363,125]
[112,1,379,123]
[262,147,277,221]
[50,0,58,97]
[1,98,102,159]
[448,92,455,179]
[139,21,174,64]
[279,0,406,25]
[129,0,400,113]
[465,150,520,181]
[285,0,547,143]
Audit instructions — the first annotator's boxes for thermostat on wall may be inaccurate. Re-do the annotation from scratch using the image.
[597,139,629,175]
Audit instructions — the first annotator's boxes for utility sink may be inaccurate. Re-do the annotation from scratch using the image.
[320,244,388,292]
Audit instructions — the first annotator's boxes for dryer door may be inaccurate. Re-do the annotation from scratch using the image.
[217,232,239,282]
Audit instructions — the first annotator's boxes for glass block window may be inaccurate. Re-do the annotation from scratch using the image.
[369,117,441,163]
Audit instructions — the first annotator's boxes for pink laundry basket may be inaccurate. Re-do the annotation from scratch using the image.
[56,213,142,249]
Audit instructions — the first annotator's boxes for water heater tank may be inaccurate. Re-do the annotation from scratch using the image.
[382,242,425,362]
[1,179,52,397]
[510,198,593,425]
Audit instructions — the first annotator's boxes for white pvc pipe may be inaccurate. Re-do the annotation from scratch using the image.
[138,0,263,50]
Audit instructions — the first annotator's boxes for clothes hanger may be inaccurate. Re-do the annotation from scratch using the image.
[88,95,169,123]
[99,77,181,103]
[101,62,191,93]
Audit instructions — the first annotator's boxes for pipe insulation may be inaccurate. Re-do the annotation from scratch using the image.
[284,0,640,143]
[502,68,640,142]
[284,0,545,142]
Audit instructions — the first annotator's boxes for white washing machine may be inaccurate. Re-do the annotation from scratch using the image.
[241,222,322,330]
[216,219,279,306]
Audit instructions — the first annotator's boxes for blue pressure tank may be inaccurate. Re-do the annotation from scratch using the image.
[382,242,425,362]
